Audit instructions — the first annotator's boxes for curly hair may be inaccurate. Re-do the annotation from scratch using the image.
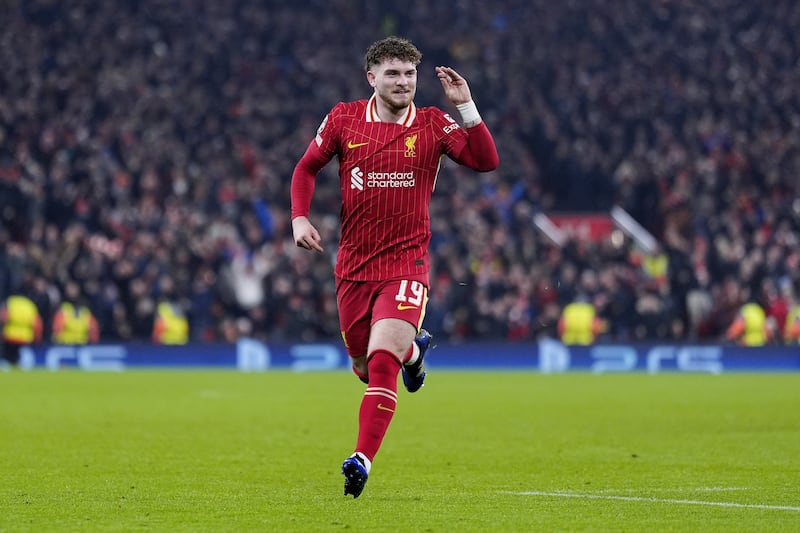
[364,36,422,71]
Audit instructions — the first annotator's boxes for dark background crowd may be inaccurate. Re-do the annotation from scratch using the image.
[1,0,799,344]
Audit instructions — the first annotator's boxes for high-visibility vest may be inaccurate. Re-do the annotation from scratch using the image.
[560,302,596,345]
[740,303,767,346]
[2,295,40,343]
[642,253,668,283]
[154,302,189,345]
[784,305,800,344]
[53,302,93,344]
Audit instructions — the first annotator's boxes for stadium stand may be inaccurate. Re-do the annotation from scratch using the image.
[1,0,798,343]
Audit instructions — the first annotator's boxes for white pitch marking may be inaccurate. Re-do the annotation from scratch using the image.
[691,487,751,492]
[595,487,750,494]
[508,491,800,512]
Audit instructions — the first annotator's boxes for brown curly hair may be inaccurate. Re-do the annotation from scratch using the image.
[364,36,422,71]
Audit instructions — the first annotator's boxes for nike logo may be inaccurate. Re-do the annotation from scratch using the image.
[396,303,418,311]
[347,141,369,149]
[377,403,395,413]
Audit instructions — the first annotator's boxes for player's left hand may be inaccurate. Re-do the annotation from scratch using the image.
[436,66,472,105]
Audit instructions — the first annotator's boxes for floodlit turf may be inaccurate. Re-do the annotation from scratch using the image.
[0,370,798,532]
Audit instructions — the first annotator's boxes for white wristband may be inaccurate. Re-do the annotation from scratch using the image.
[456,100,482,127]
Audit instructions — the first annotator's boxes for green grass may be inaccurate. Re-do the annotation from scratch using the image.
[0,371,798,532]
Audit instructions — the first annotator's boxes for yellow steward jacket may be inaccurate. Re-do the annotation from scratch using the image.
[559,302,597,345]
[740,303,768,346]
[153,302,189,345]
[52,302,95,344]
[783,305,800,344]
[2,295,42,344]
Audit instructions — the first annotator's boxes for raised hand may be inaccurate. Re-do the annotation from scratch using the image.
[436,66,473,106]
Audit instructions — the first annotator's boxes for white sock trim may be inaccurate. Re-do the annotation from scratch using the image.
[353,452,372,473]
[456,100,482,127]
[404,342,420,366]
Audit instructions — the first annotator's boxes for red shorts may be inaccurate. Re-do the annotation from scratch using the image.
[336,274,429,359]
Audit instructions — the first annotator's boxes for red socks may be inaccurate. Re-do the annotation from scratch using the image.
[354,350,401,462]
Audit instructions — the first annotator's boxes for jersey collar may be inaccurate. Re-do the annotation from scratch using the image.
[365,94,416,126]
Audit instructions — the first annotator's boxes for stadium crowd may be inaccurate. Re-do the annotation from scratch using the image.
[1,0,799,345]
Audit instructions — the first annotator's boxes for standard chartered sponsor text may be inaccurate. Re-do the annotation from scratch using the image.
[367,171,415,188]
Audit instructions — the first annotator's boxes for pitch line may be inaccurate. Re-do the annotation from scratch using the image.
[596,486,750,493]
[508,491,800,512]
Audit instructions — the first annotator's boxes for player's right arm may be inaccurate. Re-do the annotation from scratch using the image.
[290,111,339,253]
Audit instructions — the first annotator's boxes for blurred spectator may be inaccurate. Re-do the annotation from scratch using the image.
[51,281,100,344]
[223,246,270,314]
[0,1,799,344]
[784,309,800,345]
[725,301,774,347]
[152,300,189,345]
[1,290,43,367]
[558,297,607,345]
[152,276,189,345]
[632,284,675,340]
[783,283,800,345]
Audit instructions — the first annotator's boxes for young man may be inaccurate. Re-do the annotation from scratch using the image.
[290,36,499,498]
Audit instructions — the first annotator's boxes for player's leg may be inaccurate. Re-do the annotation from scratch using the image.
[339,276,429,497]
[402,328,432,393]
[336,279,373,383]
[343,317,416,498]
[336,275,430,387]
[337,279,383,497]
[379,274,432,392]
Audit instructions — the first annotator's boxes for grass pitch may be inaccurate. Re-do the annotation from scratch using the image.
[0,370,798,532]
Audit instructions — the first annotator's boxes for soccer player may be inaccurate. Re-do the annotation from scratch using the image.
[290,36,499,498]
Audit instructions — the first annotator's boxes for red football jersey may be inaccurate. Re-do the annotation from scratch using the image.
[293,94,497,281]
